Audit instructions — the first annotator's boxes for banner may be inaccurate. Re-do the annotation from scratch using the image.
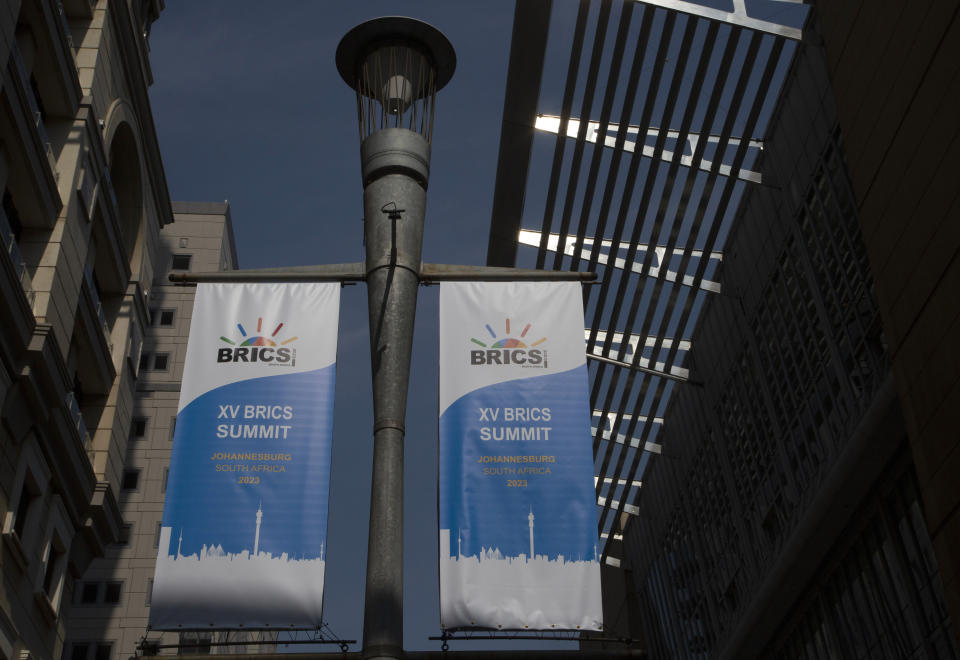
[438,281,602,631]
[150,283,339,630]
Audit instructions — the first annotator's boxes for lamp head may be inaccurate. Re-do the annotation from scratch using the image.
[337,17,456,142]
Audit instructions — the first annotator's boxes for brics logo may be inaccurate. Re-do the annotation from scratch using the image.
[216,317,297,366]
[469,318,547,368]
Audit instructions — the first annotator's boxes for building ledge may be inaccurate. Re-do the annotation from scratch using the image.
[1,531,29,573]
[32,590,56,627]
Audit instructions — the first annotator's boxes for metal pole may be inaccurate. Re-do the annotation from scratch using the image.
[360,127,430,660]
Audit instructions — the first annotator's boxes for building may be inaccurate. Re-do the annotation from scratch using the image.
[815,2,960,652]
[62,201,277,660]
[1,0,171,658]
[0,2,259,658]
[487,1,959,657]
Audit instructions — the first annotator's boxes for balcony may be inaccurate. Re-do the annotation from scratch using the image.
[65,390,93,461]
[2,46,61,226]
[11,48,58,180]
[0,208,36,308]
[83,264,111,351]
[74,265,115,394]
[17,0,82,118]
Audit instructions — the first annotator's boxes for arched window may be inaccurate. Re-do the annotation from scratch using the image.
[107,122,143,262]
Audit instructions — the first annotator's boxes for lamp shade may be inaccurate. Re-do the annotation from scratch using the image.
[337,17,456,142]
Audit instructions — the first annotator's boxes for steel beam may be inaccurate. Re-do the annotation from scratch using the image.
[519,230,722,293]
[534,114,764,184]
[634,0,803,39]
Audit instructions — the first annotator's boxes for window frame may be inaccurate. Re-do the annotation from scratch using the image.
[130,416,148,439]
[79,581,100,604]
[103,581,122,604]
[2,439,51,570]
[171,254,192,271]
[121,469,140,491]
[36,494,72,615]
[152,353,169,371]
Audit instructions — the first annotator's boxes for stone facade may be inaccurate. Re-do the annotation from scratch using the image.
[0,2,199,658]
[63,202,263,660]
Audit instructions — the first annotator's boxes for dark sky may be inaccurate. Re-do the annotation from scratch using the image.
[146,0,808,651]
[147,1,574,652]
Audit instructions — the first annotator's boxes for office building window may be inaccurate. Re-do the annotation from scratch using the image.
[80,582,99,604]
[42,540,65,599]
[171,254,191,270]
[3,445,48,556]
[154,521,162,548]
[170,416,177,441]
[130,417,147,439]
[119,523,132,545]
[162,467,169,493]
[121,470,140,491]
[158,309,175,326]
[11,478,38,540]
[103,582,122,604]
[38,504,72,613]
[139,353,170,372]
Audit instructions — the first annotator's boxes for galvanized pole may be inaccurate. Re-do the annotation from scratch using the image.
[359,127,430,660]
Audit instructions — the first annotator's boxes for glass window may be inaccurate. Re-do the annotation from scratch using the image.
[162,467,169,493]
[103,582,121,604]
[70,644,89,660]
[139,352,151,371]
[119,523,132,545]
[130,417,147,438]
[159,309,175,326]
[94,643,112,660]
[121,470,140,490]
[81,582,99,604]
[171,254,191,270]
[153,353,169,371]
[12,479,37,539]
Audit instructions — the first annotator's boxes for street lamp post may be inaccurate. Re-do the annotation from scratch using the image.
[336,18,456,660]
[169,16,595,658]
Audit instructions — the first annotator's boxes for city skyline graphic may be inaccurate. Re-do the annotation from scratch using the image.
[439,505,602,631]
[151,503,326,629]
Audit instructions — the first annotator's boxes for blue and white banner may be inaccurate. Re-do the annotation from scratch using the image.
[150,283,339,630]
[438,281,602,631]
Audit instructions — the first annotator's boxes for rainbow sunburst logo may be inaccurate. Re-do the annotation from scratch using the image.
[215,317,298,366]
[470,318,545,349]
[469,318,548,368]
[219,317,298,347]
